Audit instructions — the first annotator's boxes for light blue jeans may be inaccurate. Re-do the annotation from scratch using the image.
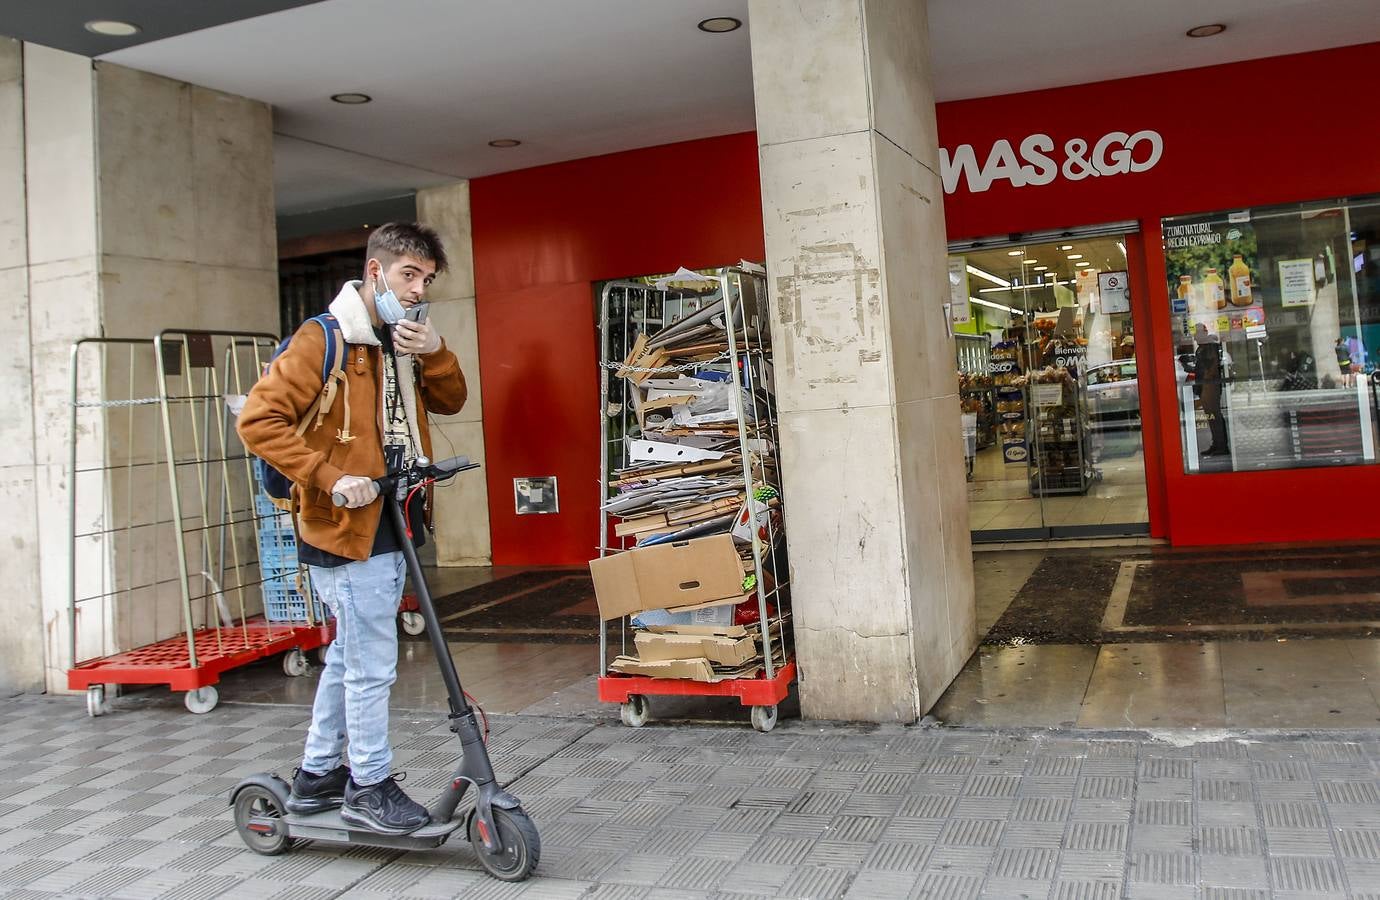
[301,552,406,787]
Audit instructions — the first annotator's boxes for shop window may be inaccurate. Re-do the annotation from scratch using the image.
[1164,195,1380,473]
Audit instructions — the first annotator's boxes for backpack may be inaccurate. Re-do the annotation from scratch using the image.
[257,313,351,507]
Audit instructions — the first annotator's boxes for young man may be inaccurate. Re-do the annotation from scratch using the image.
[238,223,467,834]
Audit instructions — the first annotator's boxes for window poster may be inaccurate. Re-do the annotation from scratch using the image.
[1163,215,1265,335]
[1277,258,1317,308]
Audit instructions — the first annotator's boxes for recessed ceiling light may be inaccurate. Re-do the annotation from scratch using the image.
[1067,253,1083,260]
[697,16,742,33]
[1007,250,1023,256]
[84,19,140,36]
[1034,266,1049,271]
[488,139,522,148]
[1187,23,1227,38]
[1023,259,1038,265]
[330,92,372,104]
[1076,261,1092,267]
[1059,245,1074,251]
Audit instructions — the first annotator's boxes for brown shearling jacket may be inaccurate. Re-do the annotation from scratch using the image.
[237,282,467,561]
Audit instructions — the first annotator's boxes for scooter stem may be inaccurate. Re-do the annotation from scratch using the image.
[385,494,471,717]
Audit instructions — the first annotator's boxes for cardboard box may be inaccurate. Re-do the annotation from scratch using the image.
[589,534,747,621]
[609,656,723,681]
[634,630,758,667]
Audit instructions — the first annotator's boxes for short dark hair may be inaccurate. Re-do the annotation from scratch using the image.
[365,222,448,273]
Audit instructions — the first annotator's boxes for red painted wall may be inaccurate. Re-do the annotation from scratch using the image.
[472,43,1380,563]
[471,132,766,565]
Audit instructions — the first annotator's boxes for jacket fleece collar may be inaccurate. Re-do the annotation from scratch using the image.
[328,281,382,345]
[326,280,426,453]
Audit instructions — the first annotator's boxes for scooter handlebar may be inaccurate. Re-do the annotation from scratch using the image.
[331,455,476,507]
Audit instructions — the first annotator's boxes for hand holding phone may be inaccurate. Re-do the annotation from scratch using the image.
[403,302,429,324]
[394,309,440,355]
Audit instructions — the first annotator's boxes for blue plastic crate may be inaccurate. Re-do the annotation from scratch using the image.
[262,571,328,623]
[253,490,287,520]
[249,461,328,622]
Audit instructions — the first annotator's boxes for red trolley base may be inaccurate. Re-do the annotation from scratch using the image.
[598,660,796,707]
[67,618,334,693]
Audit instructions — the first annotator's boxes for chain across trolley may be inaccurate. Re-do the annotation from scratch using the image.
[595,266,795,732]
[66,330,333,716]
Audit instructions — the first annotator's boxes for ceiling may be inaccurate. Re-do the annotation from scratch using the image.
[964,237,1131,315]
[12,0,1373,216]
[0,0,324,58]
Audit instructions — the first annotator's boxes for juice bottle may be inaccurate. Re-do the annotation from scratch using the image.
[1178,275,1192,301]
[1229,254,1252,307]
[1204,268,1226,310]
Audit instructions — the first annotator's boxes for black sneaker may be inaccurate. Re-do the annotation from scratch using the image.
[285,765,351,815]
[341,774,429,835]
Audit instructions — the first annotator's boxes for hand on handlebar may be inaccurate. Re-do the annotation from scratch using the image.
[330,474,379,509]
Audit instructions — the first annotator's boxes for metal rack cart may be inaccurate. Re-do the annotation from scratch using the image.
[595,267,794,732]
[66,331,332,716]
[955,333,995,450]
[1026,370,1095,496]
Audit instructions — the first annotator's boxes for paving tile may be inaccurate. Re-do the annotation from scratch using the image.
[12,692,1380,898]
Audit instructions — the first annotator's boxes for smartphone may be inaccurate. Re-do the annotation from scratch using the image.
[403,302,430,324]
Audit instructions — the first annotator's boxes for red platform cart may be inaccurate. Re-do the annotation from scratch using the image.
[66,333,333,716]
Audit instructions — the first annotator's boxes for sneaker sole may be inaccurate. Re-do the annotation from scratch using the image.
[285,795,344,816]
[340,804,429,835]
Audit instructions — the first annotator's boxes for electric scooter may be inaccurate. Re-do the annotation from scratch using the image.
[230,456,540,882]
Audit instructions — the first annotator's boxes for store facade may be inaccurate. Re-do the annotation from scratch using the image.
[936,41,1380,547]
[470,42,1380,565]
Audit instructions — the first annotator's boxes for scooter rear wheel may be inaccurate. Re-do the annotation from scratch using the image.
[233,785,293,856]
[468,807,540,882]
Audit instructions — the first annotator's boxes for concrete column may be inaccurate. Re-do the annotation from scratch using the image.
[8,44,277,693]
[0,38,44,694]
[416,182,492,565]
[750,0,976,721]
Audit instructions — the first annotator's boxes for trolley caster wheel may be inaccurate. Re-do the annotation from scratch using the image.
[399,611,426,636]
[751,704,778,733]
[86,685,107,718]
[281,649,309,678]
[233,785,294,856]
[620,694,650,728]
[468,807,541,882]
[315,644,331,667]
[184,686,219,715]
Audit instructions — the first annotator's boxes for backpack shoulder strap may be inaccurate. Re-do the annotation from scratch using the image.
[307,314,342,383]
[295,313,354,443]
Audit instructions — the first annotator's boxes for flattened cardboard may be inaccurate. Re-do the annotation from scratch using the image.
[634,631,757,667]
[609,656,723,681]
[588,534,747,620]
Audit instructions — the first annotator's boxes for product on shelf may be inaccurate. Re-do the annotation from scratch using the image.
[1204,267,1227,309]
[1229,254,1253,307]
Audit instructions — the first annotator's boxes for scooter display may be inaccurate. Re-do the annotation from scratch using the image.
[230,456,539,882]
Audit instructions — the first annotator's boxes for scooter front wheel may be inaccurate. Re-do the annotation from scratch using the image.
[468,807,540,882]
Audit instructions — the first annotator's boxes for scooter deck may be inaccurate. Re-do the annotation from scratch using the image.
[282,808,466,849]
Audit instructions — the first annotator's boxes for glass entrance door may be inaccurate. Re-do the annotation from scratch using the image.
[951,234,1150,541]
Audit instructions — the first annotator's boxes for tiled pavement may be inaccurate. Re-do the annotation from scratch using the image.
[6,695,1380,898]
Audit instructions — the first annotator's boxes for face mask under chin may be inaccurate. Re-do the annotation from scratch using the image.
[372,267,407,324]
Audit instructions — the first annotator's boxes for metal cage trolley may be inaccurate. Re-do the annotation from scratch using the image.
[595,266,795,732]
[66,330,333,716]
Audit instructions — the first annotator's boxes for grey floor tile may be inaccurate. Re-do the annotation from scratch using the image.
[1077,643,1227,729]
[931,645,1098,728]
